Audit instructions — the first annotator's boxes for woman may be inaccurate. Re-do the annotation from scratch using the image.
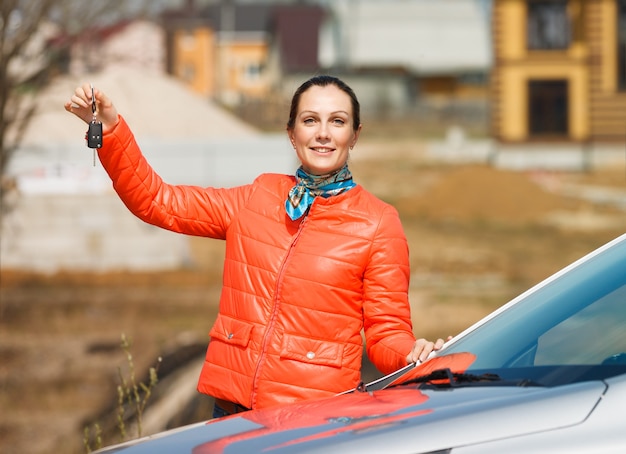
[65,75,445,417]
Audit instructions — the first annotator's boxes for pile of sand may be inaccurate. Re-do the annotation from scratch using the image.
[404,165,577,224]
[20,66,259,145]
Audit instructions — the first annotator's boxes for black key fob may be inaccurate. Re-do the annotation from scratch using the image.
[87,120,102,149]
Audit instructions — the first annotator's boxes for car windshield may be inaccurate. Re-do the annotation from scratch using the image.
[439,233,626,386]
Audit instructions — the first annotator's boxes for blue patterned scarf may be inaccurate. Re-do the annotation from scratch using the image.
[285,165,356,220]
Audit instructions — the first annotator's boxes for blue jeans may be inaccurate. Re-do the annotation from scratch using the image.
[212,398,250,419]
[212,402,231,419]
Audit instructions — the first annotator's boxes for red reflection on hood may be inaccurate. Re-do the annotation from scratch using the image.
[193,388,429,453]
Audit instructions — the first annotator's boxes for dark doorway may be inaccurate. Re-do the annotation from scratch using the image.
[528,80,569,137]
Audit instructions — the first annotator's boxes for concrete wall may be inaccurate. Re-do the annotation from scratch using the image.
[1,135,297,272]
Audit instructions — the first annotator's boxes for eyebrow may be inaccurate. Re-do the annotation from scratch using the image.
[299,110,350,116]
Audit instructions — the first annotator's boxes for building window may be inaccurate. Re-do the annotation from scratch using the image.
[244,63,262,81]
[619,0,626,90]
[528,80,569,137]
[527,1,571,50]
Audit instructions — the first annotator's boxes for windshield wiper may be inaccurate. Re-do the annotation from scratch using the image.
[391,368,542,389]
[393,368,499,388]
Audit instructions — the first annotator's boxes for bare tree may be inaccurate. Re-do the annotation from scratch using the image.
[0,0,149,216]
[1,1,51,184]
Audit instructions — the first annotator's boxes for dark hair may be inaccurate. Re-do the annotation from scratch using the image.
[286,75,361,133]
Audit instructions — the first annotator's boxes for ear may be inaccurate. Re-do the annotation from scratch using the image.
[351,124,363,149]
[287,130,296,148]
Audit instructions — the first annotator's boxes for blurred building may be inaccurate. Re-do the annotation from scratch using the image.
[491,0,626,144]
[66,19,167,75]
[161,1,325,107]
[159,0,492,121]
[320,0,491,102]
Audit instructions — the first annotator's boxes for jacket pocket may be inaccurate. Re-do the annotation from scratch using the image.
[209,315,253,348]
[280,333,344,368]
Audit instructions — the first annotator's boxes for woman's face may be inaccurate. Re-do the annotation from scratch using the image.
[288,84,361,175]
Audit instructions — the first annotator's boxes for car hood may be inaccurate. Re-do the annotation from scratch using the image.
[98,379,606,454]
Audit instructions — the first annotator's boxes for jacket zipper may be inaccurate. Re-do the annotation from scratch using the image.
[249,203,312,407]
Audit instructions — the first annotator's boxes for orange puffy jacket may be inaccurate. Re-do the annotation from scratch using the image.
[98,117,416,409]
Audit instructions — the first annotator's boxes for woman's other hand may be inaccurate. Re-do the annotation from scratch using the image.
[406,337,449,364]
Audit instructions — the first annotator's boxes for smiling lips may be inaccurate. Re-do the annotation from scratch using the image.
[311,147,334,154]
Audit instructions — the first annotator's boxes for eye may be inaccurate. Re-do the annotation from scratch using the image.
[303,117,316,125]
[332,118,346,125]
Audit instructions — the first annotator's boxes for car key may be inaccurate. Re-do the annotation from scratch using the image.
[86,84,102,165]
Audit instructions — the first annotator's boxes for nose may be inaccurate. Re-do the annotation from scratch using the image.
[316,122,330,140]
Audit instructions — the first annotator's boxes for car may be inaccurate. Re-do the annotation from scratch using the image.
[95,232,626,454]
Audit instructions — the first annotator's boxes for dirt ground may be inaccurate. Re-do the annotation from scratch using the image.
[1,140,626,454]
